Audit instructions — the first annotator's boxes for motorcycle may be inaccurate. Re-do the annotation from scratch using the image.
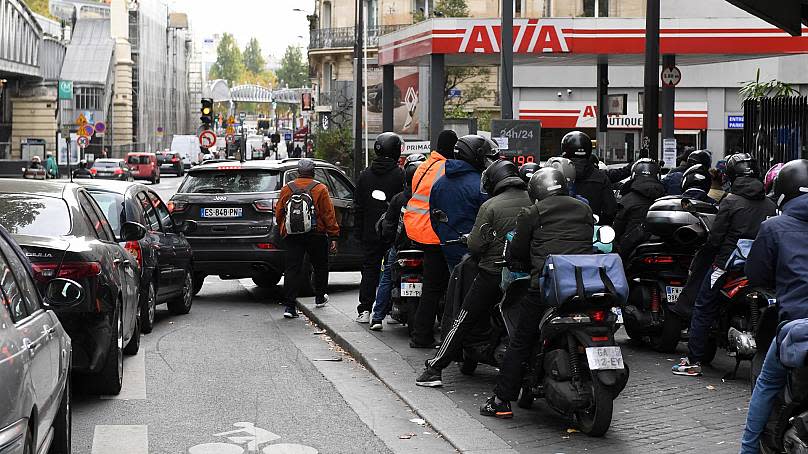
[389,248,424,329]
[21,166,46,180]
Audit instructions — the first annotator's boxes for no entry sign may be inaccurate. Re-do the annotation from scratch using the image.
[199,130,217,148]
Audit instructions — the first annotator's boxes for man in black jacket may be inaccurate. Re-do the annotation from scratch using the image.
[672,153,777,377]
[614,158,666,258]
[355,132,405,323]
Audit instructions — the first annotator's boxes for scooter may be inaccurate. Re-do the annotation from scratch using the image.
[21,166,46,180]
[389,248,424,329]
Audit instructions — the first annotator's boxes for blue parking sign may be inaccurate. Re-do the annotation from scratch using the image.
[284,133,292,141]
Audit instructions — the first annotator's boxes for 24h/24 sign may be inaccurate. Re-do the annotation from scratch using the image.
[491,120,541,165]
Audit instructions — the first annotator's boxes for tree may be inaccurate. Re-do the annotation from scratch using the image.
[740,68,799,100]
[243,38,266,75]
[24,0,53,18]
[276,45,308,88]
[444,67,493,112]
[433,0,469,17]
[209,33,245,83]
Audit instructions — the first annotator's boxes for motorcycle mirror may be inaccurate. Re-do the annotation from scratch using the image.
[681,198,696,213]
[597,226,616,245]
[432,209,449,224]
[371,190,387,201]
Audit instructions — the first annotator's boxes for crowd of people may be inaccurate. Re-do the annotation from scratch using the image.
[271,131,808,453]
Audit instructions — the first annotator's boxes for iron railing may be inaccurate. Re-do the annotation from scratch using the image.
[743,96,808,166]
[310,25,407,49]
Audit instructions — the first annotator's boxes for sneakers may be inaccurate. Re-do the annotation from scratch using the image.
[386,317,400,325]
[283,308,299,319]
[315,294,329,308]
[356,311,371,323]
[480,396,513,419]
[369,321,383,331]
[415,366,443,387]
[671,357,702,376]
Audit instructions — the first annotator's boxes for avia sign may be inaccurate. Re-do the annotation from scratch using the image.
[458,20,570,54]
[519,101,708,130]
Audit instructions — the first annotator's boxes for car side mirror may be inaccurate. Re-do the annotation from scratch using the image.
[431,209,449,224]
[119,221,147,242]
[43,278,84,308]
[177,219,198,234]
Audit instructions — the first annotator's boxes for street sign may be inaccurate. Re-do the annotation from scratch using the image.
[199,130,217,148]
[491,119,541,165]
[76,113,88,126]
[156,126,164,137]
[94,121,106,134]
[727,115,744,129]
[78,124,95,138]
[662,138,677,168]
[661,66,682,87]
[448,88,462,99]
[239,112,246,121]
[283,132,292,142]
[77,136,89,149]
[225,134,235,145]
[227,115,235,125]
[226,125,236,135]
[58,80,73,100]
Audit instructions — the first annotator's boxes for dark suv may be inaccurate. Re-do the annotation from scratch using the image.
[169,159,362,293]
[158,151,184,176]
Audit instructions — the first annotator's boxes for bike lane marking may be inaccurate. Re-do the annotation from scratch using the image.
[91,425,148,454]
[100,354,147,400]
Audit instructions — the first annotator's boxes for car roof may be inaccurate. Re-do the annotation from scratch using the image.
[76,179,149,196]
[189,158,340,173]
[127,152,155,156]
[0,179,73,198]
[95,158,124,163]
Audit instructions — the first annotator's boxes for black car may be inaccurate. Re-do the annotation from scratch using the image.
[169,159,362,294]
[0,180,146,395]
[91,158,134,181]
[80,180,196,334]
[158,151,185,176]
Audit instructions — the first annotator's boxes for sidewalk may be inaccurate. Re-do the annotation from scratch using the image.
[298,272,753,454]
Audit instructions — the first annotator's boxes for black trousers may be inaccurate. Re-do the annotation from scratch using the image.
[283,233,329,307]
[358,240,389,314]
[428,270,502,370]
[411,245,450,345]
[495,289,548,402]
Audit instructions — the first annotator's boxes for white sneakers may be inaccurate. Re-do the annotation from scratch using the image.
[356,311,371,323]
[369,321,383,331]
[315,294,329,308]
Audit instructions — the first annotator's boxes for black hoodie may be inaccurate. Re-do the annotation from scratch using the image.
[614,175,666,255]
[354,156,404,243]
[573,159,619,224]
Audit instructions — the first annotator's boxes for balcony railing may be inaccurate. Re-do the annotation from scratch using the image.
[310,25,407,49]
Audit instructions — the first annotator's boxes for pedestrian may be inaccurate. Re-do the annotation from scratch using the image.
[293,144,302,158]
[274,158,340,319]
[672,153,777,376]
[404,129,457,348]
[739,159,808,453]
[354,132,405,323]
[45,152,59,179]
[416,160,530,387]
[613,158,666,258]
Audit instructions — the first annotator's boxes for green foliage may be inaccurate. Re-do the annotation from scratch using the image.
[434,0,470,17]
[313,126,353,173]
[740,68,800,100]
[209,33,245,84]
[276,46,308,88]
[24,0,52,18]
[243,38,266,75]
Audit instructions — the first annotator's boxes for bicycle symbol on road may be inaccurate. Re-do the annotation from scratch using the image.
[188,422,318,454]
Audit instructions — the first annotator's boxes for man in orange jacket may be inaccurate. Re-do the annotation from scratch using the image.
[275,159,340,318]
[404,130,458,348]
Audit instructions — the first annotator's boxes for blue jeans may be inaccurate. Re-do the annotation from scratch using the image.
[687,267,726,363]
[739,338,788,454]
[371,248,396,323]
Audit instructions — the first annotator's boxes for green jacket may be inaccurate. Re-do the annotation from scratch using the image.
[45,156,58,178]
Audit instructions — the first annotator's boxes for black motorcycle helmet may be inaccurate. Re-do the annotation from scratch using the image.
[772,159,808,208]
[681,164,711,193]
[631,158,660,179]
[481,159,521,195]
[404,161,421,190]
[528,167,568,203]
[687,149,712,168]
[454,134,499,172]
[725,153,759,182]
[373,132,404,161]
[518,162,541,183]
[561,131,592,160]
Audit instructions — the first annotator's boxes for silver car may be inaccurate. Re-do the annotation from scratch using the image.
[0,226,80,454]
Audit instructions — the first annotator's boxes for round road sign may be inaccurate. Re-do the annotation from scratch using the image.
[199,130,217,148]
[661,66,682,87]
[225,134,235,145]
[77,136,89,148]
[94,121,106,134]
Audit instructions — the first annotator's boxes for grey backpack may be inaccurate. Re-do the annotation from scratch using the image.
[284,181,319,235]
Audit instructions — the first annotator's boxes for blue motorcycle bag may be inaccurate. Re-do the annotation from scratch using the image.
[541,254,629,307]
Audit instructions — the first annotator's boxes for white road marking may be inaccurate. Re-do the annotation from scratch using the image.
[91,425,148,454]
[101,353,146,400]
[262,444,318,454]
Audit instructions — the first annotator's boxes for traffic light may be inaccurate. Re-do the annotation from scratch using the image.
[200,98,214,126]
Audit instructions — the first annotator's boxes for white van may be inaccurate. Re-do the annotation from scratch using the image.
[170,135,202,168]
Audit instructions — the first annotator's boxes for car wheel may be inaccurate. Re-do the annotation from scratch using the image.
[48,369,71,454]
[252,271,282,288]
[94,302,124,395]
[123,303,141,355]
[167,269,194,315]
[140,278,157,334]
[193,273,206,295]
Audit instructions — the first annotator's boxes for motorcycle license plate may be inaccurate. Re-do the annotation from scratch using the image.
[611,307,623,324]
[401,282,422,297]
[585,347,624,370]
[666,286,684,303]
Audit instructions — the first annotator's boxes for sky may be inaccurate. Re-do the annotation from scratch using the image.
[167,0,312,61]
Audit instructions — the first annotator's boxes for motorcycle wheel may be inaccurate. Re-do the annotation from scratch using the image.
[649,310,681,353]
[517,386,534,409]
[460,360,478,376]
[575,377,613,437]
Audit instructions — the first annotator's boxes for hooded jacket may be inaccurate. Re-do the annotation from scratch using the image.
[379,188,411,249]
[777,318,808,368]
[430,159,487,269]
[354,156,404,243]
[681,188,717,204]
[661,163,690,196]
[572,158,618,225]
[467,177,531,274]
[746,193,808,322]
[710,176,777,268]
[614,175,666,253]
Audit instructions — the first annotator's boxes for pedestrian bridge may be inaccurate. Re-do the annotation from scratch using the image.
[206,80,313,105]
[0,0,42,78]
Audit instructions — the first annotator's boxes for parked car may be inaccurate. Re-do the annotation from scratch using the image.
[157,151,184,176]
[168,159,362,294]
[126,152,160,184]
[0,224,77,454]
[0,180,146,395]
[80,180,195,334]
[91,158,134,182]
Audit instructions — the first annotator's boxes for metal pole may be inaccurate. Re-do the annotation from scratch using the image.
[352,0,365,179]
[382,65,394,131]
[661,54,675,141]
[429,54,445,150]
[596,61,609,160]
[642,0,660,160]
[500,0,514,119]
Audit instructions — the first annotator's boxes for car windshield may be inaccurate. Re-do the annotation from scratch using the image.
[0,194,71,236]
[86,190,125,233]
[127,156,150,165]
[179,169,281,194]
[93,160,118,169]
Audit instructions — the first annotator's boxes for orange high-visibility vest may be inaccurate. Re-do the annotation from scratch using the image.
[404,151,447,245]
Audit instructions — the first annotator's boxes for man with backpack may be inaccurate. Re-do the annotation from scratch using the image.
[275,159,340,318]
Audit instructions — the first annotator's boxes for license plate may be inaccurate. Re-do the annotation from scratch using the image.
[666,286,684,303]
[401,282,422,297]
[201,207,243,218]
[611,307,623,324]
[585,346,625,370]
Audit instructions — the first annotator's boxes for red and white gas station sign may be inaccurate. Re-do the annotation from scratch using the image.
[518,100,708,130]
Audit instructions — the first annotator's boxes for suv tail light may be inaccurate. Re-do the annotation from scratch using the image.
[397,258,423,268]
[113,168,124,175]
[125,241,143,268]
[31,261,102,282]
[90,168,97,175]
[253,200,276,213]
[168,200,188,213]
[171,157,179,162]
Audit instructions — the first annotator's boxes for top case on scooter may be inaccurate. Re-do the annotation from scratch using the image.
[542,254,629,307]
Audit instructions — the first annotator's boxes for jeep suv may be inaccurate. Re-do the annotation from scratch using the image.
[168,159,362,293]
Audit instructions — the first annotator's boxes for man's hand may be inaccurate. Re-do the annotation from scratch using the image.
[329,240,338,254]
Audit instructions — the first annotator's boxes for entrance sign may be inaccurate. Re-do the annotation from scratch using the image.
[199,130,217,148]
[727,115,744,129]
[662,138,677,168]
[661,66,682,87]
[492,119,541,164]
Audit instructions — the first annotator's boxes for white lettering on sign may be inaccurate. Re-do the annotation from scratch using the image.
[459,21,569,54]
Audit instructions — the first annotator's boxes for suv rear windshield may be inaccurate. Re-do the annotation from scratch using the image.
[127,155,151,165]
[0,194,71,236]
[179,169,281,194]
[93,160,118,169]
